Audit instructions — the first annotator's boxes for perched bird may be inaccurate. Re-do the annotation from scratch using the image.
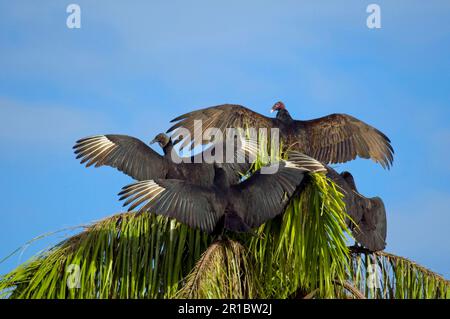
[167,101,394,169]
[118,152,327,233]
[73,133,253,187]
[327,168,387,251]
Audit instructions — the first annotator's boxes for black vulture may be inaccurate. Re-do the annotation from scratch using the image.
[73,133,253,187]
[118,152,327,233]
[74,131,387,250]
[167,102,394,169]
[327,168,387,251]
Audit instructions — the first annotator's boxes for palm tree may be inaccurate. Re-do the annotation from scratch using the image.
[1,167,448,299]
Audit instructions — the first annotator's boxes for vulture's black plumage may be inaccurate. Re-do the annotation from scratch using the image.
[327,168,387,251]
[118,152,327,233]
[73,133,252,187]
[167,102,394,169]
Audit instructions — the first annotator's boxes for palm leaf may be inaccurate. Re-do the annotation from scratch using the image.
[176,239,261,299]
[0,213,210,298]
[1,136,449,298]
[344,247,450,299]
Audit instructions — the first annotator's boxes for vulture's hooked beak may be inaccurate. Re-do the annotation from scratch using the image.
[149,138,157,145]
[270,108,275,113]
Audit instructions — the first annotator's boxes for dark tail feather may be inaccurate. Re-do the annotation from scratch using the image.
[223,212,255,234]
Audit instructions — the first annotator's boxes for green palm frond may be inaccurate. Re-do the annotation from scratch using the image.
[248,173,350,298]
[1,178,449,298]
[1,137,449,298]
[345,248,450,299]
[0,213,210,298]
[0,171,353,299]
[176,239,261,299]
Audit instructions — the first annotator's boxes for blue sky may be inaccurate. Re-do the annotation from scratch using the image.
[1,1,449,278]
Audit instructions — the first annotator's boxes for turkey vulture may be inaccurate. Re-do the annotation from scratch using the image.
[73,133,254,187]
[167,102,394,169]
[327,168,387,251]
[118,152,326,233]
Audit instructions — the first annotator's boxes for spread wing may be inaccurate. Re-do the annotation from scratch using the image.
[232,154,326,228]
[73,135,167,181]
[326,168,387,251]
[353,196,387,252]
[118,180,221,233]
[168,105,394,168]
[297,114,394,169]
[167,104,275,149]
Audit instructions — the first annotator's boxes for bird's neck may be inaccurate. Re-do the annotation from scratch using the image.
[213,168,229,190]
[162,141,174,157]
[341,173,358,192]
[276,109,293,123]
